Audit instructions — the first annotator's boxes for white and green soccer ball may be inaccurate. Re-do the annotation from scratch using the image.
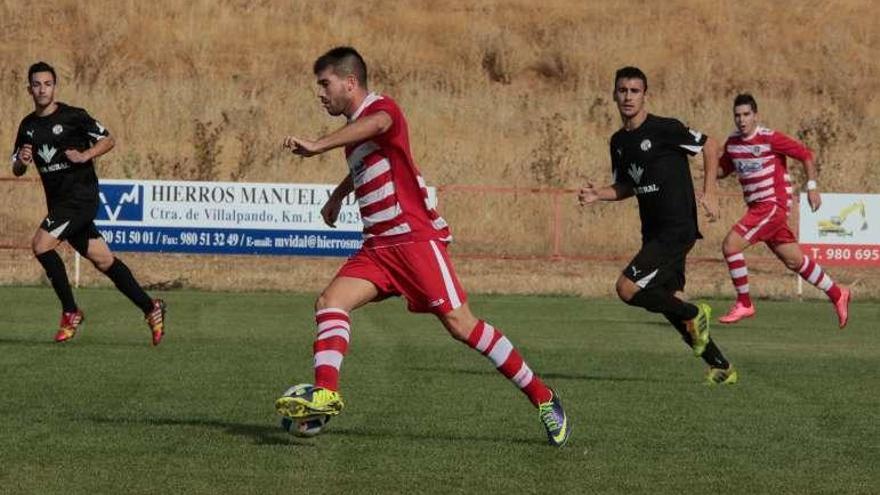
[279,383,331,437]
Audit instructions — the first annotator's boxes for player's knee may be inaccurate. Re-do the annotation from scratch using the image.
[721,241,733,257]
[314,292,332,312]
[616,277,636,303]
[92,256,114,272]
[314,291,348,313]
[439,310,476,342]
[31,237,51,256]
[721,237,738,257]
[782,256,802,271]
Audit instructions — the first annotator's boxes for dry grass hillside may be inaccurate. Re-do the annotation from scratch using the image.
[1,0,878,298]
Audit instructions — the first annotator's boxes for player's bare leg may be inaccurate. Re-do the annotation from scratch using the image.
[83,237,166,344]
[315,276,380,314]
[437,302,570,447]
[772,242,850,328]
[32,228,81,342]
[277,277,379,420]
[719,231,756,323]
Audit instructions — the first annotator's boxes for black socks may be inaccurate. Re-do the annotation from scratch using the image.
[103,258,153,313]
[36,250,77,313]
[662,312,730,368]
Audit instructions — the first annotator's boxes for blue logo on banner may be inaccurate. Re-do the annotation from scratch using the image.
[97,184,144,221]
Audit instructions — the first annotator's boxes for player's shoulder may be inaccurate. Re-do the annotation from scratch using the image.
[647,114,685,129]
[56,102,89,117]
[18,111,37,126]
[360,93,398,115]
[750,127,781,143]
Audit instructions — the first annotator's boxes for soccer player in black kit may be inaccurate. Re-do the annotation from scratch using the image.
[10,62,166,345]
[579,67,736,385]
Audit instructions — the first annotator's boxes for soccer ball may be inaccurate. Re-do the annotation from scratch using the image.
[279,383,331,438]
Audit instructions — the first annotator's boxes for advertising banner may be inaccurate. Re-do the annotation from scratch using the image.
[94,179,428,257]
[798,192,880,267]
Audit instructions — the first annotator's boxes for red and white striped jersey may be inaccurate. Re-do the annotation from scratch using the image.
[344,93,451,247]
[720,127,813,211]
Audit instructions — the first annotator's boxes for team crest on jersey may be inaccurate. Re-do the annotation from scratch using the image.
[37,144,58,163]
[752,145,763,156]
[627,163,644,184]
[640,139,652,151]
[52,124,63,135]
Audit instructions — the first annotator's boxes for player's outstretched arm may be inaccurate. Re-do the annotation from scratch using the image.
[578,182,633,206]
[65,134,115,164]
[284,111,392,158]
[699,136,720,222]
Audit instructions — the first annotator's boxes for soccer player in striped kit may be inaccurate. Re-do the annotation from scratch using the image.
[717,93,850,327]
[274,47,570,447]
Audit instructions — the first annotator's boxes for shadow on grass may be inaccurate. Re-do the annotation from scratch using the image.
[408,365,678,383]
[83,414,544,447]
[83,414,304,447]
[588,319,683,329]
[0,336,154,348]
[0,337,56,346]
[326,426,545,446]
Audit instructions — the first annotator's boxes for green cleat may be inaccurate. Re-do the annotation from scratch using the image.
[686,302,712,357]
[706,365,738,386]
[538,388,571,448]
[275,387,344,419]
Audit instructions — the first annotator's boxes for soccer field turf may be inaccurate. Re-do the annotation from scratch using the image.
[1,287,877,494]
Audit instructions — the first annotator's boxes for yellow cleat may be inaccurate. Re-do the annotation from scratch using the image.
[706,365,738,386]
[685,302,712,357]
[538,388,571,447]
[276,387,344,419]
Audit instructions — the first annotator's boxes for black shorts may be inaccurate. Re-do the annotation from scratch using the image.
[622,239,695,293]
[40,209,103,255]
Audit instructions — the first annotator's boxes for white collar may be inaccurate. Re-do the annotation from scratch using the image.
[349,92,382,121]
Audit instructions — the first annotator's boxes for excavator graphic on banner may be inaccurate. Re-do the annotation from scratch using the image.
[817,201,868,237]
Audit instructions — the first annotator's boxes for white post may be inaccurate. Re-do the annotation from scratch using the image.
[74,251,81,288]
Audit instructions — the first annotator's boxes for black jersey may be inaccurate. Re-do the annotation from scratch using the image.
[609,114,707,244]
[12,102,109,212]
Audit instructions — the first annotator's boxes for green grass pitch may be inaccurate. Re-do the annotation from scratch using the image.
[1,287,877,494]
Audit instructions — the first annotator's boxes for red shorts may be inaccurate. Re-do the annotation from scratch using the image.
[732,202,797,247]
[335,240,468,315]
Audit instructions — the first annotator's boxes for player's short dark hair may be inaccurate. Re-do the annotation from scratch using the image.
[313,46,368,88]
[733,93,758,112]
[614,66,647,91]
[28,61,57,84]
